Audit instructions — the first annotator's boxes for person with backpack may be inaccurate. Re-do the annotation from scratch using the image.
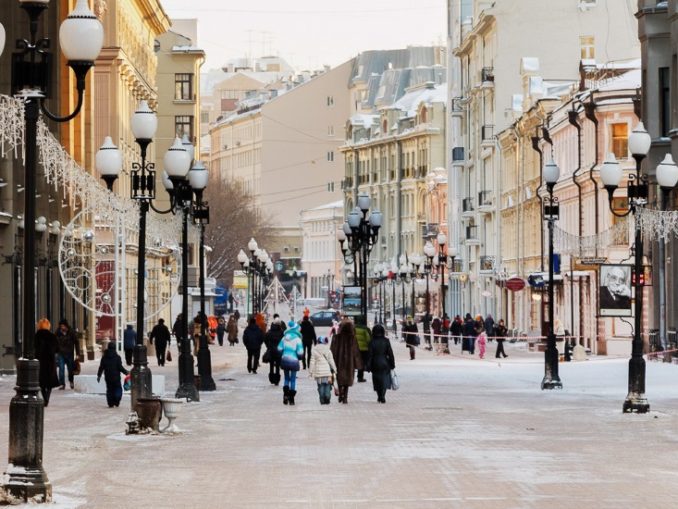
[309,335,337,404]
[97,342,129,408]
[278,321,304,405]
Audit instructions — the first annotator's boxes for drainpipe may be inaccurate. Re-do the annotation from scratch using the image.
[396,140,403,256]
[531,132,544,272]
[568,107,583,342]
[584,98,602,352]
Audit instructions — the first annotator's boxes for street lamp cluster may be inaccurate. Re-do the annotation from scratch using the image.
[337,193,382,324]
[600,122,678,412]
[1,0,104,501]
[237,239,273,315]
[95,103,217,400]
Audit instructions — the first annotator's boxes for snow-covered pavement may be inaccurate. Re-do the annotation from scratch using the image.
[0,339,677,508]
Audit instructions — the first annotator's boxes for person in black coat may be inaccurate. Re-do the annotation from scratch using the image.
[123,324,136,366]
[299,315,317,369]
[56,319,80,390]
[462,313,476,354]
[451,315,463,345]
[35,319,60,406]
[494,319,508,358]
[367,324,396,403]
[264,319,284,384]
[402,316,419,360]
[149,318,171,367]
[243,317,264,374]
[97,342,129,408]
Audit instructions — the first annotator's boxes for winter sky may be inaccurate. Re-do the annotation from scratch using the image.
[160,0,447,72]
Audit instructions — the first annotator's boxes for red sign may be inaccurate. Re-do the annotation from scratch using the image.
[505,277,526,292]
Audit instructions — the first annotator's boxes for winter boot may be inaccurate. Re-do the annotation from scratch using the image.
[288,390,296,406]
[283,386,289,405]
[342,386,349,404]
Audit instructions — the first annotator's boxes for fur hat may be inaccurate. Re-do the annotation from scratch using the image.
[285,321,301,339]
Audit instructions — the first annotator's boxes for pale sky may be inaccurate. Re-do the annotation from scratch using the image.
[160,0,447,71]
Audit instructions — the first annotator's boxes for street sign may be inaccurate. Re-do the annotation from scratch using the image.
[505,277,526,292]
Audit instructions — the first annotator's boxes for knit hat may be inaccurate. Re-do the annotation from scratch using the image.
[285,321,301,339]
[317,335,329,344]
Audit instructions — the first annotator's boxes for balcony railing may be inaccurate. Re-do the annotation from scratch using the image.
[462,197,475,213]
[478,190,493,207]
[466,225,479,241]
[481,67,495,83]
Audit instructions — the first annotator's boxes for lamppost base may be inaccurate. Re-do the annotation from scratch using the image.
[197,346,216,391]
[176,349,199,402]
[130,345,153,411]
[2,359,52,503]
[623,393,650,413]
[541,378,563,390]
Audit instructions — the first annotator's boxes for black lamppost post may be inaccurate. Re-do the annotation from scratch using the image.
[424,241,436,317]
[398,257,412,323]
[541,159,563,390]
[436,233,451,318]
[238,239,272,317]
[2,1,103,500]
[338,194,382,325]
[189,162,216,392]
[600,123,678,412]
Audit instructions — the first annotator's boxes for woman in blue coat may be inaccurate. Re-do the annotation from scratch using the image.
[277,321,304,405]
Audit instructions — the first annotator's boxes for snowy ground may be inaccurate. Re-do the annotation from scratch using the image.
[0,337,677,508]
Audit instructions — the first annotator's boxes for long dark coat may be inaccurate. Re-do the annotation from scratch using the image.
[367,335,395,395]
[300,319,317,346]
[243,324,264,351]
[264,323,284,361]
[35,329,59,389]
[330,322,363,387]
[150,323,171,350]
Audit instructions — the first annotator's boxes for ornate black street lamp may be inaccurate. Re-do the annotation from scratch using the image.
[237,239,272,315]
[397,257,412,323]
[541,159,563,390]
[1,0,103,501]
[435,233,450,317]
[600,122,678,412]
[339,194,382,324]
[423,242,436,317]
[372,262,386,323]
[189,161,216,392]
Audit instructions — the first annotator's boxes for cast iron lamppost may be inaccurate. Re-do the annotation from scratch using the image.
[372,262,385,323]
[436,233,453,318]
[541,159,563,390]
[188,161,216,391]
[1,0,103,501]
[397,257,412,323]
[389,260,398,335]
[340,195,382,324]
[238,240,272,315]
[423,241,436,318]
[600,122,678,412]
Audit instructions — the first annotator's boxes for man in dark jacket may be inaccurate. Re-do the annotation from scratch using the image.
[97,342,129,407]
[450,315,463,345]
[149,318,171,367]
[299,315,317,369]
[123,324,136,366]
[402,316,419,360]
[484,314,495,342]
[243,317,264,374]
[462,313,476,354]
[264,319,284,384]
[56,319,80,390]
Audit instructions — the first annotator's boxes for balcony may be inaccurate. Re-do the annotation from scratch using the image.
[479,255,495,273]
[451,97,465,118]
[465,225,480,245]
[421,223,439,239]
[462,197,475,218]
[481,67,495,89]
[481,125,494,147]
[477,190,493,213]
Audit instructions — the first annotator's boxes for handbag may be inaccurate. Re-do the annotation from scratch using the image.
[73,359,81,376]
[390,370,399,391]
[262,349,271,364]
[166,350,172,362]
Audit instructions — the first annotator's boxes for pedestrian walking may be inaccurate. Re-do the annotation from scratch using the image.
[355,322,372,381]
[330,319,363,404]
[451,315,462,345]
[477,329,487,359]
[278,321,304,405]
[495,319,508,358]
[431,316,442,349]
[366,324,395,404]
[309,335,337,404]
[300,314,317,369]
[149,318,171,366]
[264,317,284,385]
[227,314,238,346]
[122,324,136,366]
[56,319,80,390]
[243,317,264,374]
[216,316,226,346]
[484,314,495,342]
[193,312,208,356]
[97,342,129,408]
[462,313,476,354]
[402,316,419,360]
[423,313,432,350]
[35,318,59,406]
[172,313,185,342]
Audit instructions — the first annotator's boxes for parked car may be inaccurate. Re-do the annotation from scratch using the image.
[309,310,341,326]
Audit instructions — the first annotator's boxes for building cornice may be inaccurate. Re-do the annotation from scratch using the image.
[453,13,495,57]
[137,0,172,35]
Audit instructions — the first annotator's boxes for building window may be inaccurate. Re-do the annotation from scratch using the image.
[580,36,595,60]
[611,123,628,159]
[328,125,334,136]
[659,67,670,137]
[175,115,194,141]
[327,96,334,106]
[175,73,193,101]
[327,151,334,162]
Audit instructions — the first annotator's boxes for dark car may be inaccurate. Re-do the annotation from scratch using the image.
[309,310,341,327]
